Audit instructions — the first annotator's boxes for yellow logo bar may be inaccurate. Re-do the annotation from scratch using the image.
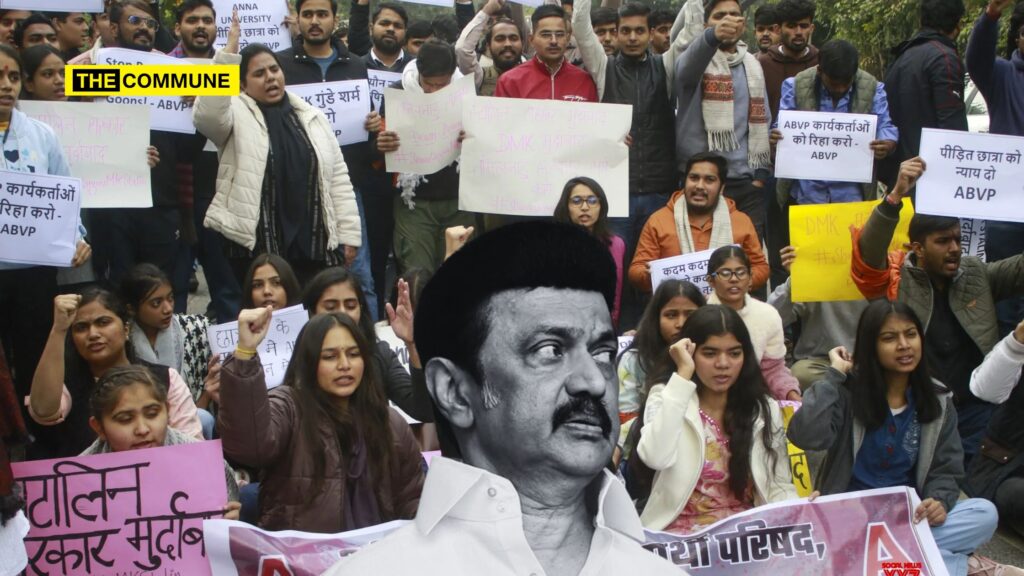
[66,65,240,97]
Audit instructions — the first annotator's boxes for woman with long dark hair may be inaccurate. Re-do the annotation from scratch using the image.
[637,305,795,534]
[28,287,202,458]
[789,300,1005,576]
[217,309,424,532]
[706,245,801,401]
[20,44,65,101]
[553,177,625,326]
[302,267,433,422]
[239,253,302,311]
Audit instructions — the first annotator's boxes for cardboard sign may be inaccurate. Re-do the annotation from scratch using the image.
[775,110,877,183]
[0,170,82,267]
[207,305,309,389]
[289,80,371,146]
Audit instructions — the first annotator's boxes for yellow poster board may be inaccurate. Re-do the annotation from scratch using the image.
[780,403,813,497]
[789,199,913,302]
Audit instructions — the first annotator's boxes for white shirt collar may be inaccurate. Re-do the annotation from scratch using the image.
[414,457,646,543]
[371,47,405,67]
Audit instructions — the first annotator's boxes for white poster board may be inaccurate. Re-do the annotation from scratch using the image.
[460,98,631,217]
[961,218,986,262]
[374,324,420,425]
[212,0,290,51]
[384,75,476,174]
[774,110,877,183]
[0,0,102,10]
[649,248,715,295]
[20,101,152,209]
[916,128,1024,223]
[206,305,309,389]
[0,170,82,267]
[96,48,196,134]
[289,80,370,146]
[368,69,401,111]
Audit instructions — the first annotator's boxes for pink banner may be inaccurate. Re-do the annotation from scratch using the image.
[12,440,229,576]
[204,487,946,576]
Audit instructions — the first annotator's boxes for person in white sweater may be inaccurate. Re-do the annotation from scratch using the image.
[637,305,797,534]
[705,245,801,401]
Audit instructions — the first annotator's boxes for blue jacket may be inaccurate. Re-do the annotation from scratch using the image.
[967,9,1024,136]
[0,107,81,270]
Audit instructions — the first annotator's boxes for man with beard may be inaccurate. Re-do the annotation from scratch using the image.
[494,4,596,101]
[852,158,1024,466]
[648,9,674,55]
[46,12,90,60]
[169,0,215,58]
[629,152,768,293]
[455,0,524,96]
[756,0,818,123]
[753,5,780,54]
[277,0,380,319]
[324,221,683,576]
[675,0,771,249]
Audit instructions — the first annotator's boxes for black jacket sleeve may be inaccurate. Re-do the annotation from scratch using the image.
[455,2,476,34]
[348,0,372,56]
[376,342,435,423]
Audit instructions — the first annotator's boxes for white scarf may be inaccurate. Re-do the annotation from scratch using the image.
[673,195,734,254]
[129,318,184,374]
[701,41,771,170]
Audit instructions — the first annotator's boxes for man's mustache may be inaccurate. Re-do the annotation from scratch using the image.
[552,394,612,438]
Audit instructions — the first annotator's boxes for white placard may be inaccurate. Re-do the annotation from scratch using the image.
[288,80,370,146]
[0,0,102,10]
[394,0,453,6]
[212,0,290,52]
[20,101,152,209]
[961,218,986,261]
[917,128,1024,223]
[460,97,630,217]
[384,75,476,174]
[96,48,196,134]
[0,170,82,267]
[368,69,401,111]
[206,305,309,389]
[510,0,543,6]
[649,248,715,295]
[617,335,634,355]
[774,110,877,183]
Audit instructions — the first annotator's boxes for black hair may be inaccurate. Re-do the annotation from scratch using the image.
[406,20,432,40]
[284,312,393,507]
[388,267,433,313]
[414,221,616,457]
[553,176,614,246]
[920,0,965,35]
[628,280,707,392]
[618,3,651,23]
[908,214,960,245]
[708,245,751,277]
[120,263,171,316]
[484,16,522,47]
[110,0,156,25]
[175,0,214,23]
[704,0,742,23]
[649,8,675,28]
[684,151,729,182]
[240,253,302,309]
[90,364,168,422]
[818,39,859,83]
[372,2,408,27]
[431,14,459,44]
[302,266,377,343]
[295,0,338,16]
[64,286,134,387]
[680,305,778,498]
[846,300,943,430]
[773,0,816,25]
[592,7,619,28]
[754,4,778,26]
[1006,2,1024,60]
[532,4,567,28]
[417,38,457,77]
[13,12,54,48]
[238,43,282,84]
[20,44,62,99]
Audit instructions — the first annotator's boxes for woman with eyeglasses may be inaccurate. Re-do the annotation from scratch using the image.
[706,246,801,401]
[553,177,625,326]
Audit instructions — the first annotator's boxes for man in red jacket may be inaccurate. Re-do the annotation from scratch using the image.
[494,4,597,101]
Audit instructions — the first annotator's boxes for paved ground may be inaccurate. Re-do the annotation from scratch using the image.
[186,267,1024,568]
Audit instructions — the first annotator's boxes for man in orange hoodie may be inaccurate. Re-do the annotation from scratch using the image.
[629,152,768,292]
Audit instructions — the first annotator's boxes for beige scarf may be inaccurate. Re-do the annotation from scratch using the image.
[701,41,771,170]
[673,195,734,255]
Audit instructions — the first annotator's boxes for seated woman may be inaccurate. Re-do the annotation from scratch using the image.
[82,365,240,518]
[29,288,202,457]
[637,305,796,534]
[302,267,433,422]
[552,177,625,326]
[706,246,801,401]
[240,253,302,311]
[217,308,424,533]
[789,300,1006,576]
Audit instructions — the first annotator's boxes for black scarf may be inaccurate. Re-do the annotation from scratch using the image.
[259,96,316,258]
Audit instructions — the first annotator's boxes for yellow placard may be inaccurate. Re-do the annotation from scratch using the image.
[789,199,913,303]
[780,404,814,497]
[66,65,239,97]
